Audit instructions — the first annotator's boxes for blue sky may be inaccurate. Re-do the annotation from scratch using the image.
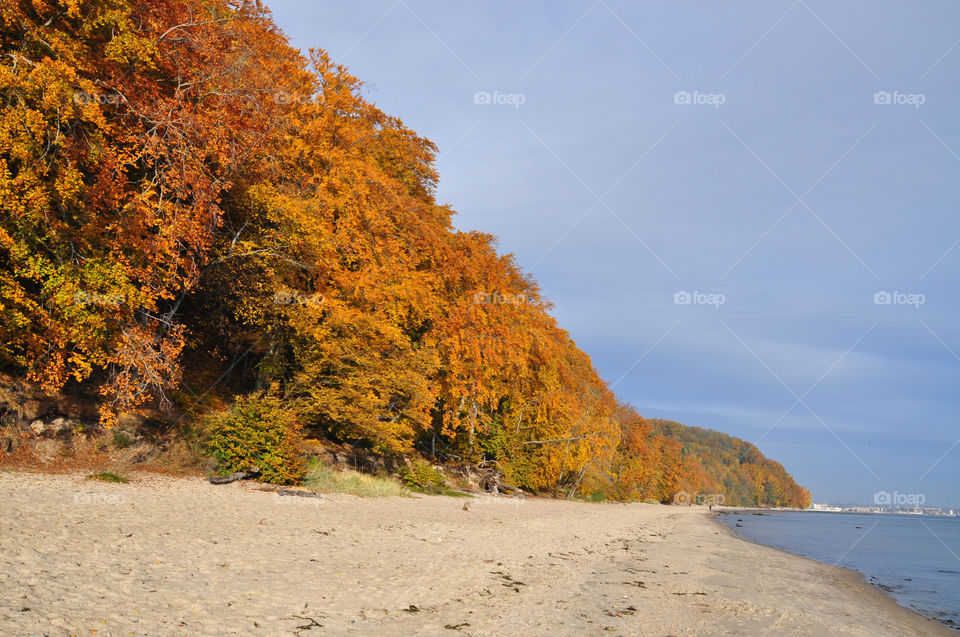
[264,1,960,507]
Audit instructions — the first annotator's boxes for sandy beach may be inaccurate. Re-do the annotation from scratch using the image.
[0,471,950,636]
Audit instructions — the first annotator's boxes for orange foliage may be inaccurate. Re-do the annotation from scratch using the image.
[0,0,810,501]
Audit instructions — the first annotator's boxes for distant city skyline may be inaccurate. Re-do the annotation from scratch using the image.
[265,1,960,507]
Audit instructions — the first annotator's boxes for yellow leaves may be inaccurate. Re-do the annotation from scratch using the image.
[62,0,83,19]
[0,0,316,400]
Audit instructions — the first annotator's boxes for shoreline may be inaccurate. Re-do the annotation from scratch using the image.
[709,510,957,634]
[0,470,953,636]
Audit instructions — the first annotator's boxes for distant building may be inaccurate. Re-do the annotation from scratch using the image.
[808,503,842,512]
[843,506,876,513]
[806,503,958,516]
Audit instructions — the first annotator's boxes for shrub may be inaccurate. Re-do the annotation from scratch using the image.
[398,458,446,491]
[205,394,305,485]
[587,489,606,503]
[88,471,128,483]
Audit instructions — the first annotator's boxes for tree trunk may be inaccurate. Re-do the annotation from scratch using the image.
[566,463,589,500]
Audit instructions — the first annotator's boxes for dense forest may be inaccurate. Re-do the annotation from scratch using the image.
[648,420,812,507]
[0,0,809,507]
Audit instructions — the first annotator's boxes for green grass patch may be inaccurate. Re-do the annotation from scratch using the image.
[112,431,135,449]
[395,459,471,496]
[410,486,473,497]
[88,471,129,484]
[304,460,411,498]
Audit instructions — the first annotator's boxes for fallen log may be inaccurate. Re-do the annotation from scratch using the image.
[208,469,261,485]
[498,483,523,495]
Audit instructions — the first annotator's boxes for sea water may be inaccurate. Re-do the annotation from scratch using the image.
[719,510,960,630]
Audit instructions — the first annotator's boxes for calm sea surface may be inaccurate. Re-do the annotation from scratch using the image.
[719,510,960,630]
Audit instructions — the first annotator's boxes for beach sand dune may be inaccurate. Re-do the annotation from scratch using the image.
[0,472,950,636]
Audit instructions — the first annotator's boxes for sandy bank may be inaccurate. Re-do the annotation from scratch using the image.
[0,471,950,636]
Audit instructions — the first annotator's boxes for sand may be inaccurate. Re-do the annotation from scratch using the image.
[0,471,951,636]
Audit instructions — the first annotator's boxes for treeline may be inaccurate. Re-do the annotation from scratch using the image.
[0,0,809,505]
[649,420,811,507]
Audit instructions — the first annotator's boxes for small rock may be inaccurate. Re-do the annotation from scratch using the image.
[50,417,75,434]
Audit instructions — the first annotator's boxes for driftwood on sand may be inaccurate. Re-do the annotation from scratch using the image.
[208,469,261,485]
[477,461,522,495]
